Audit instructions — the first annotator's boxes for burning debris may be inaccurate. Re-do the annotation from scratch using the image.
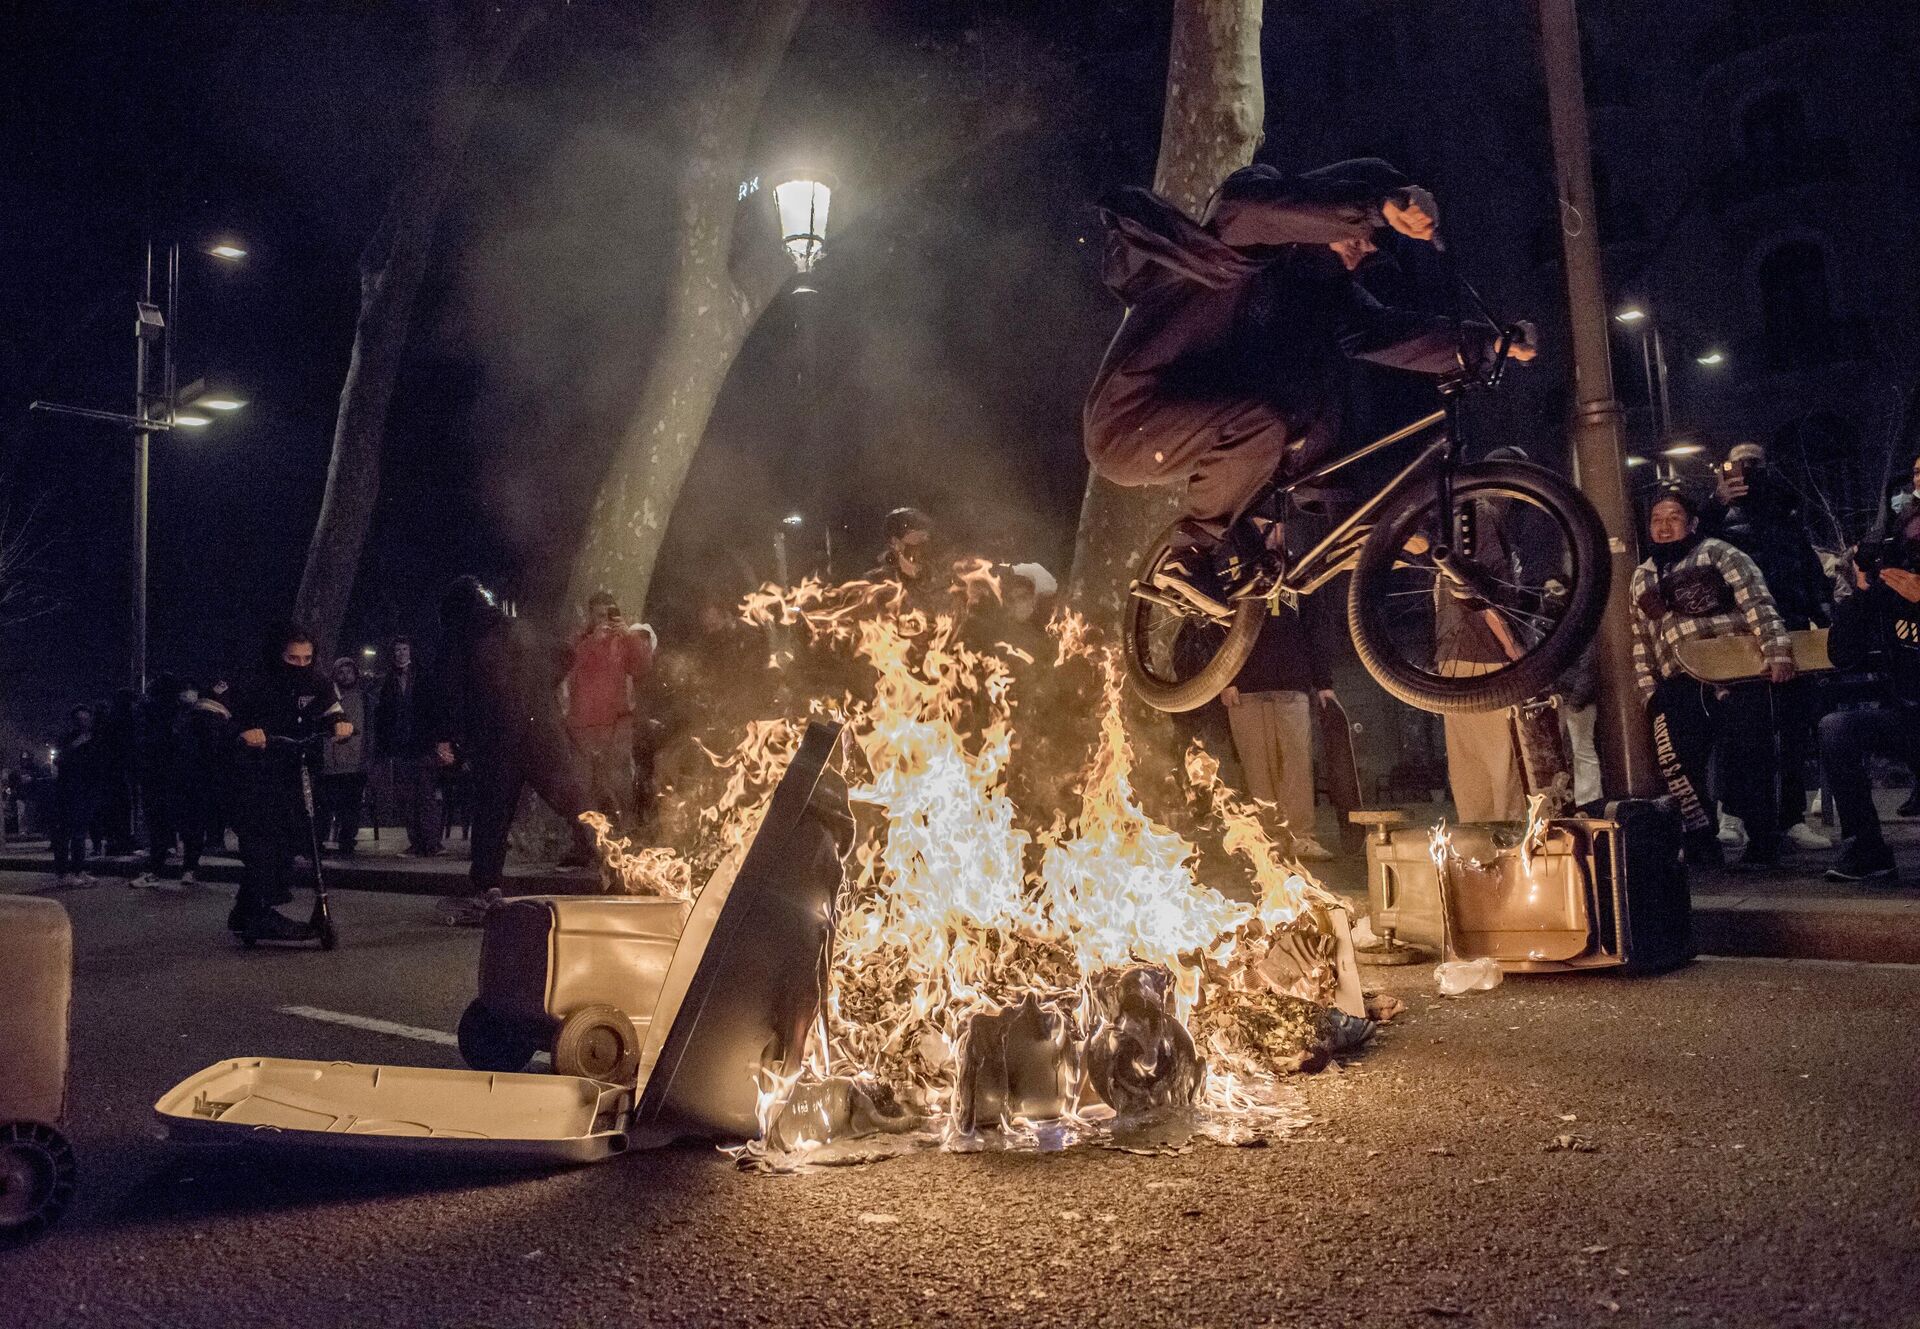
[595,572,1385,1168]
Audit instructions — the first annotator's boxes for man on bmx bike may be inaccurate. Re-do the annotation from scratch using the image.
[1084,159,1607,718]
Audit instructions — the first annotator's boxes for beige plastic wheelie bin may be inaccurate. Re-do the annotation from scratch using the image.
[154,720,853,1165]
[456,894,693,1082]
[0,895,78,1245]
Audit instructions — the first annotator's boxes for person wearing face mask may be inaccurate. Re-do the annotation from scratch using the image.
[864,507,947,615]
[1082,157,1536,612]
[228,622,352,942]
[1629,489,1792,867]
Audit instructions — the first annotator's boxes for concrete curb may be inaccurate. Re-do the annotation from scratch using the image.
[1693,895,1920,965]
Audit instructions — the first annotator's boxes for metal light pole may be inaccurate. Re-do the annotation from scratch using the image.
[1538,0,1660,798]
[32,239,244,691]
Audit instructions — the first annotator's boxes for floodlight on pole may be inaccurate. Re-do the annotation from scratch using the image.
[783,513,804,527]
[207,243,247,260]
[1614,306,1647,325]
[1695,349,1726,366]
[771,174,833,275]
[1662,442,1703,458]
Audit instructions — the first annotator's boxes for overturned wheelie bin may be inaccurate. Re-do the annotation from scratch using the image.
[154,720,852,1164]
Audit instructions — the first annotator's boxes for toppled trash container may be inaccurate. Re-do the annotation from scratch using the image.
[155,720,852,1165]
[1356,799,1690,974]
[0,895,77,1245]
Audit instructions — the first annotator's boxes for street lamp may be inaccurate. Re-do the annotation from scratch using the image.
[771,174,832,276]
[1613,303,1672,454]
[27,239,249,688]
[1694,349,1726,366]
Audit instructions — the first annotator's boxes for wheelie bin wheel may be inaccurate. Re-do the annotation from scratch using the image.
[457,999,538,1073]
[552,1004,640,1084]
[0,1121,77,1247]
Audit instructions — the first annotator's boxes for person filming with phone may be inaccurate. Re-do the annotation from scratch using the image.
[1817,478,1920,883]
[564,590,655,837]
[1705,441,1834,851]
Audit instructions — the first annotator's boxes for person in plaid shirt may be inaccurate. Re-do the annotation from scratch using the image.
[1630,489,1793,867]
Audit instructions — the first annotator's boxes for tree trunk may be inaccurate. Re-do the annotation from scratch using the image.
[566,1,808,617]
[1065,0,1265,621]
[294,3,547,653]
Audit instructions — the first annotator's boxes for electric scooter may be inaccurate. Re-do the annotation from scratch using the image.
[241,734,339,950]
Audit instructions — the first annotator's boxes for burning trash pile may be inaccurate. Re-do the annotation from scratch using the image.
[589,570,1392,1167]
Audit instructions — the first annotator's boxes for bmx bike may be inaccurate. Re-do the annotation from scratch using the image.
[1122,285,1610,717]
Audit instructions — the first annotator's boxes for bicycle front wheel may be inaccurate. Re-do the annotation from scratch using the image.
[1347,459,1609,714]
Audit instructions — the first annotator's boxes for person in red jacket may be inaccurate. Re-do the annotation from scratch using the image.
[565,590,655,834]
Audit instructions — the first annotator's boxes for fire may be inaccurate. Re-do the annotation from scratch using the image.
[666,573,1367,1160]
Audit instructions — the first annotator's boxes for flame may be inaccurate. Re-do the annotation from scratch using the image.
[677,577,1359,1157]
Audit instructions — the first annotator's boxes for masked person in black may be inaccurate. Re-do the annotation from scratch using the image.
[1704,441,1834,850]
[431,577,595,919]
[1818,502,1920,882]
[228,622,351,942]
[1083,158,1536,611]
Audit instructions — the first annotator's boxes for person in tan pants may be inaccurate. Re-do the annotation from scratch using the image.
[1222,603,1337,860]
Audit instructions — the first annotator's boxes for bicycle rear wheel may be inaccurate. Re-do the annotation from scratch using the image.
[1347,459,1609,714]
[1122,525,1266,713]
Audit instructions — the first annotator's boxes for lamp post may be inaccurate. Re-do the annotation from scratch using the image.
[30,240,246,689]
[1612,305,1673,457]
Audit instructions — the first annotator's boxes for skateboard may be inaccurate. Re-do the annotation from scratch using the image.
[1317,694,1365,855]
[1676,627,1830,684]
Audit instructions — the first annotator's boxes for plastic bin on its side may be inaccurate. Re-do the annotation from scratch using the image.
[153,719,852,1167]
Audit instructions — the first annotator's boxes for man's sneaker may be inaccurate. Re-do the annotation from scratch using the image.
[179,871,198,887]
[55,873,80,888]
[152,877,187,895]
[1289,835,1336,862]
[75,871,97,885]
[129,872,162,890]
[1716,812,1747,849]
[1824,841,1897,883]
[1785,822,1833,851]
[242,908,317,944]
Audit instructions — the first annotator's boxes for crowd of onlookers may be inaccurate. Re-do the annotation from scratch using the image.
[1626,445,1920,881]
[5,505,1062,942]
[11,456,1912,942]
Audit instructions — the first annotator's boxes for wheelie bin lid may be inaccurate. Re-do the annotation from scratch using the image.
[152,720,849,1167]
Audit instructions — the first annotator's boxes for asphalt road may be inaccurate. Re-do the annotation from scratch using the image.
[5,871,1918,1328]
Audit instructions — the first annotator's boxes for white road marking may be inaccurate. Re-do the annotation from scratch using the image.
[275,1005,551,1065]
[276,1005,459,1047]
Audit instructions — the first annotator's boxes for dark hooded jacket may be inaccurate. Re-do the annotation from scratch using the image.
[432,577,572,756]
[1084,159,1498,470]
[1703,469,1831,628]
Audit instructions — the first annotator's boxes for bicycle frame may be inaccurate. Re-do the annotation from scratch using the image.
[1268,402,1452,606]
[1269,279,1519,610]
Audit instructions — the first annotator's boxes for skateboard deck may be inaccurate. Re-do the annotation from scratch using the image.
[1675,627,1830,684]
[1317,695,1365,855]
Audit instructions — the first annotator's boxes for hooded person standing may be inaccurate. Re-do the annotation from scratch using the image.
[431,577,595,916]
[228,622,351,942]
